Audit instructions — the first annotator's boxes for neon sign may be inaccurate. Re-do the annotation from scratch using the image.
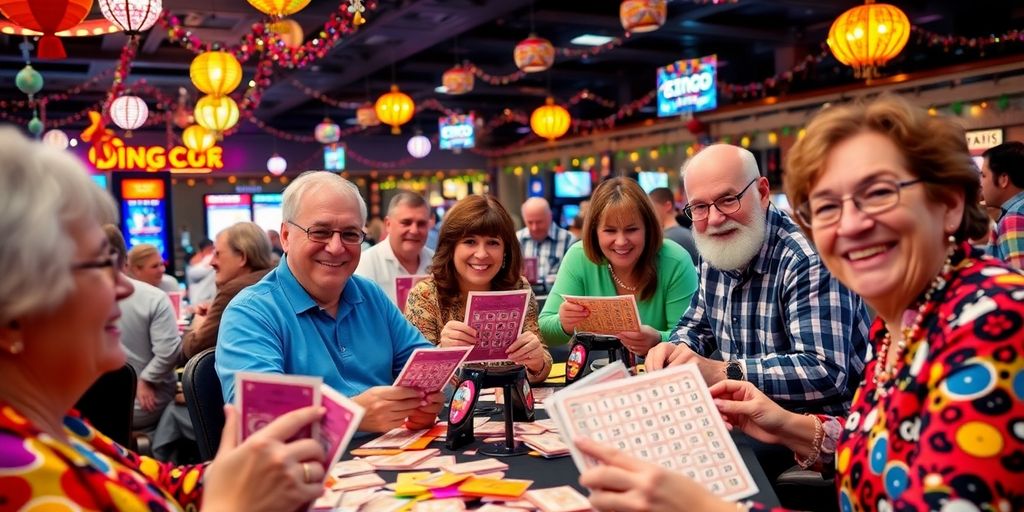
[88,139,224,173]
[656,54,718,117]
[439,113,476,150]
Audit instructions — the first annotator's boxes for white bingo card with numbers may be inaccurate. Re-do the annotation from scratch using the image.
[549,363,759,502]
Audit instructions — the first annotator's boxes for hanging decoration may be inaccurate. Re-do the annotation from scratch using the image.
[268,19,304,49]
[246,0,310,19]
[266,153,287,175]
[348,0,366,26]
[194,94,240,136]
[0,0,93,59]
[827,1,910,79]
[530,97,571,141]
[514,35,555,73]
[356,102,381,127]
[42,128,69,149]
[98,0,162,35]
[375,85,415,135]
[407,134,431,159]
[109,94,148,134]
[314,117,341,144]
[190,50,243,97]
[619,0,667,34]
[442,65,474,95]
[15,64,43,101]
[27,111,43,136]
[182,124,215,152]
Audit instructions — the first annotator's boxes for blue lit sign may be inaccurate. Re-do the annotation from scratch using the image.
[439,113,476,150]
[656,54,717,117]
[324,145,346,171]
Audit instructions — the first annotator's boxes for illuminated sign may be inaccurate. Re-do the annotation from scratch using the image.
[121,178,166,199]
[965,129,1003,153]
[88,138,224,173]
[439,113,476,150]
[324,145,346,171]
[656,54,717,117]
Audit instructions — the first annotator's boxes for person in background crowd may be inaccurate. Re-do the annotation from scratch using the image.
[0,127,330,511]
[516,197,576,294]
[186,238,216,306]
[216,171,444,432]
[355,191,434,307]
[425,208,441,251]
[979,141,1024,268]
[540,177,698,355]
[648,186,697,264]
[267,229,285,257]
[405,195,553,383]
[127,243,179,293]
[183,222,274,359]
[568,214,585,241]
[577,95,1024,512]
[646,144,869,419]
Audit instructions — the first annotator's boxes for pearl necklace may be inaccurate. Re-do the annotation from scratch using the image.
[608,265,637,292]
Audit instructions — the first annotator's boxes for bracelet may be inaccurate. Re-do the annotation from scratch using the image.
[794,413,823,469]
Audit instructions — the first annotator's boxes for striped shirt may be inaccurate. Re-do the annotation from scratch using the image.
[669,205,870,415]
[992,191,1024,270]
[516,223,576,293]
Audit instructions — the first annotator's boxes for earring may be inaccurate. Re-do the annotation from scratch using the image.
[9,341,23,355]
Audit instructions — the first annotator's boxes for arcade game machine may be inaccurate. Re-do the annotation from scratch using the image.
[111,172,175,274]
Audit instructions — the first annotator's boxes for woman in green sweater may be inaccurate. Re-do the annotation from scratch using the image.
[539,177,698,356]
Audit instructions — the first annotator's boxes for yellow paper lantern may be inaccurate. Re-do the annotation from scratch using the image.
[182,124,215,152]
[268,19,303,49]
[375,84,415,135]
[619,0,666,33]
[827,1,910,79]
[246,0,310,18]
[194,95,239,136]
[190,51,242,96]
[530,97,571,141]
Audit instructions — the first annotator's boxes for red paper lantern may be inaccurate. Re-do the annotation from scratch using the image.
[686,117,707,135]
[0,0,94,59]
[514,35,555,73]
[442,65,474,95]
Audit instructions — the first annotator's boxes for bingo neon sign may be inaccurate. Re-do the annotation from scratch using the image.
[88,138,224,173]
[439,113,476,150]
[656,54,718,116]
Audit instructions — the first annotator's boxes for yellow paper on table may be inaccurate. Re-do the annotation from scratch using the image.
[394,472,434,496]
[420,471,472,489]
[458,476,533,498]
[545,363,566,384]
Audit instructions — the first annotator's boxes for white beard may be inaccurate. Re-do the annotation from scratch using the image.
[693,206,767,271]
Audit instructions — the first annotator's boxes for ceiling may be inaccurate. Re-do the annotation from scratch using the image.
[2,0,1023,149]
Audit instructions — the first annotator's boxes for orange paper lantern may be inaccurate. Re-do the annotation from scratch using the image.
[356,102,380,128]
[530,97,571,141]
[442,65,474,95]
[619,0,666,33]
[827,1,910,79]
[374,85,415,135]
[0,0,93,59]
[514,35,554,73]
[246,0,309,18]
[268,19,303,49]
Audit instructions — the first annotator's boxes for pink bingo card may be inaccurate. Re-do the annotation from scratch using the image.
[395,275,430,314]
[394,347,472,393]
[236,372,322,442]
[522,257,539,284]
[463,289,530,362]
[318,385,365,472]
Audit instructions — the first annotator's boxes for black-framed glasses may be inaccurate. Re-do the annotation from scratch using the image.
[71,248,122,281]
[683,178,758,221]
[796,178,922,228]
[287,220,366,245]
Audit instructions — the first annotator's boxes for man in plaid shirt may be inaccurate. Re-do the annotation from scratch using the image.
[980,141,1024,270]
[517,197,576,294]
[647,145,869,416]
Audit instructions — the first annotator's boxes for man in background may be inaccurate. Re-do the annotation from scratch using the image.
[648,187,697,264]
[355,191,434,307]
[980,141,1024,268]
[517,197,575,293]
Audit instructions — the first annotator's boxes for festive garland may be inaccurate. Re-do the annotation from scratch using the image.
[0,68,114,111]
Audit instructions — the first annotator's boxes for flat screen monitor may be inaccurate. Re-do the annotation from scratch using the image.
[637,172,669,193]
[561,204,581,227]
[553,171,592,198]
[252,193,283,234]
[324,145,346,171]
[205,194,252,240]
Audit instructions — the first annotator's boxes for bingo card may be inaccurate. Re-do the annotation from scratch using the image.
[394,347,472,393]
[561,294,641,335]
[395,274,430,314]
[463,289,530,362]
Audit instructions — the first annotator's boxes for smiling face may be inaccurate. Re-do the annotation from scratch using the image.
[132,253,165,288]
[596,205,645,274]
[810,131,964,319]
[453,234,504,292]
[212,231,248,287]
[385,203,431,261]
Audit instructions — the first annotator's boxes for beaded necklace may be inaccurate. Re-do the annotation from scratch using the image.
[608,265,638,292]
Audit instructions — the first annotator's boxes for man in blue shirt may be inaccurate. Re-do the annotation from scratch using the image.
[646,145,869,417]
[217,171,443,432]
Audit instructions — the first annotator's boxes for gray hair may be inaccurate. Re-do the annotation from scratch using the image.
[387,191,429,216]
[221,221,274,271]
[0,127,117,325]
[282,171,367,225]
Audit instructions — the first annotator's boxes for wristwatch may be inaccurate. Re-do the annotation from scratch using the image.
[725,360,744,381]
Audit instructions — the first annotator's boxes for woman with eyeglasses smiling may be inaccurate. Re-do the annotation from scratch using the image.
[572,96,1024,512]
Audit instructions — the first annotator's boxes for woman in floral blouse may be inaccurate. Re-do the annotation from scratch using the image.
[405,194,553,383]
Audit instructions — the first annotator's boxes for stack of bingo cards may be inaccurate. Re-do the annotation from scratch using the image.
[547,364,759,501]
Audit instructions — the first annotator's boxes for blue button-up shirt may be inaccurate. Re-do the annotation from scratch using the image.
[669,205,869,415]
[216,256,433,403]
[516,223,576,293]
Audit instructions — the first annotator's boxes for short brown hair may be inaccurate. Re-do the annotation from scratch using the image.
[429,195,522,311]
[785,94,989,243]
[583,177,663,300]
[220,222,274,271]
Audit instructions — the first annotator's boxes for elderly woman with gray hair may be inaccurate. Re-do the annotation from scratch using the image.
[0,127,326,511]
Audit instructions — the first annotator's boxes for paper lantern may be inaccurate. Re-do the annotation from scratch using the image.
[619,0,666,33]
[194,94,239,135]
[514,35,554,73]
[827,1,910,79]
[98,0,161,35]
[110,94,149,132]
[314,118,341,144]
[268,19,303,49]
[43,129,69,149]
[530,97,571,141]
[190,50,242,97]
[27,112,43,136]
[267,154,287,176]
[686,117,707,135]
[0,0,93,59]
[15,64,43,100]
[246,0,309,18]
[442,65,474,95]
[407,135,431,159]
[375,85,415,135]
[182,124,214,153]
[356,102,380,128]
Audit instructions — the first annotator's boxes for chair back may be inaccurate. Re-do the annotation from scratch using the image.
[182,347,225,461]
[75,364,137,447]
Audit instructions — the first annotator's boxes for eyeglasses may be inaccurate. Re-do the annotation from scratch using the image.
[287,220,366,245]
[683,178,758,221]
[796,178,922,228]
[71,248,122,281]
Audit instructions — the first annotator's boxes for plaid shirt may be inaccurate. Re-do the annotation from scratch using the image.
[517,223,576,293]
[669,205,869,415]
[992,191,1024,270]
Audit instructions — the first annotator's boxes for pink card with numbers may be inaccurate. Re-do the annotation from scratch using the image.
[394,347,472,393]
[464,290,530,362]
[548,364,759,501]
[396,274,430,313]
[236,372,321,443]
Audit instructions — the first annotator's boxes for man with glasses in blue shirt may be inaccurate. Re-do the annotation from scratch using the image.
[216,171,443,432]
[646,144,869,419]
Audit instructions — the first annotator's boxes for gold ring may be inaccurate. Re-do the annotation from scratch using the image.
[302,462,312,483]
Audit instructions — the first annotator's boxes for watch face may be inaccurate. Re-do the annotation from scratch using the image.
[727,362,743,380]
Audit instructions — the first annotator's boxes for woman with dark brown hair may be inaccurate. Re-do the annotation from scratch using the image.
[405,195,552,382]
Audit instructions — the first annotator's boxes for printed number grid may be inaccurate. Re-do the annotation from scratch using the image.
[403,361,451,391]
[469,310,521,350]
[560,365,758,501]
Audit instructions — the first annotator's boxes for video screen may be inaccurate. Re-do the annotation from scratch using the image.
[637,172,669,193]
[205,194,252,240]
[324,145,346,171]
[561,204,581,227]
[124,199,168,259]
[252,193,283,234]
[553,171,592,198]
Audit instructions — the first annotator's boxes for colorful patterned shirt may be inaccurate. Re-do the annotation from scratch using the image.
[993,190,1024,269]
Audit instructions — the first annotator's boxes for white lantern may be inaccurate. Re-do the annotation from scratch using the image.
[99,0,163,35]
[42,129,70,149]
[110,95,149,133]
[407,135,431,159]
[267,154,287,176]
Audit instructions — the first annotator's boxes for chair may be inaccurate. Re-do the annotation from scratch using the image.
[774,466,838,512]
[75,364,137,447]
[182,347,225,461]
